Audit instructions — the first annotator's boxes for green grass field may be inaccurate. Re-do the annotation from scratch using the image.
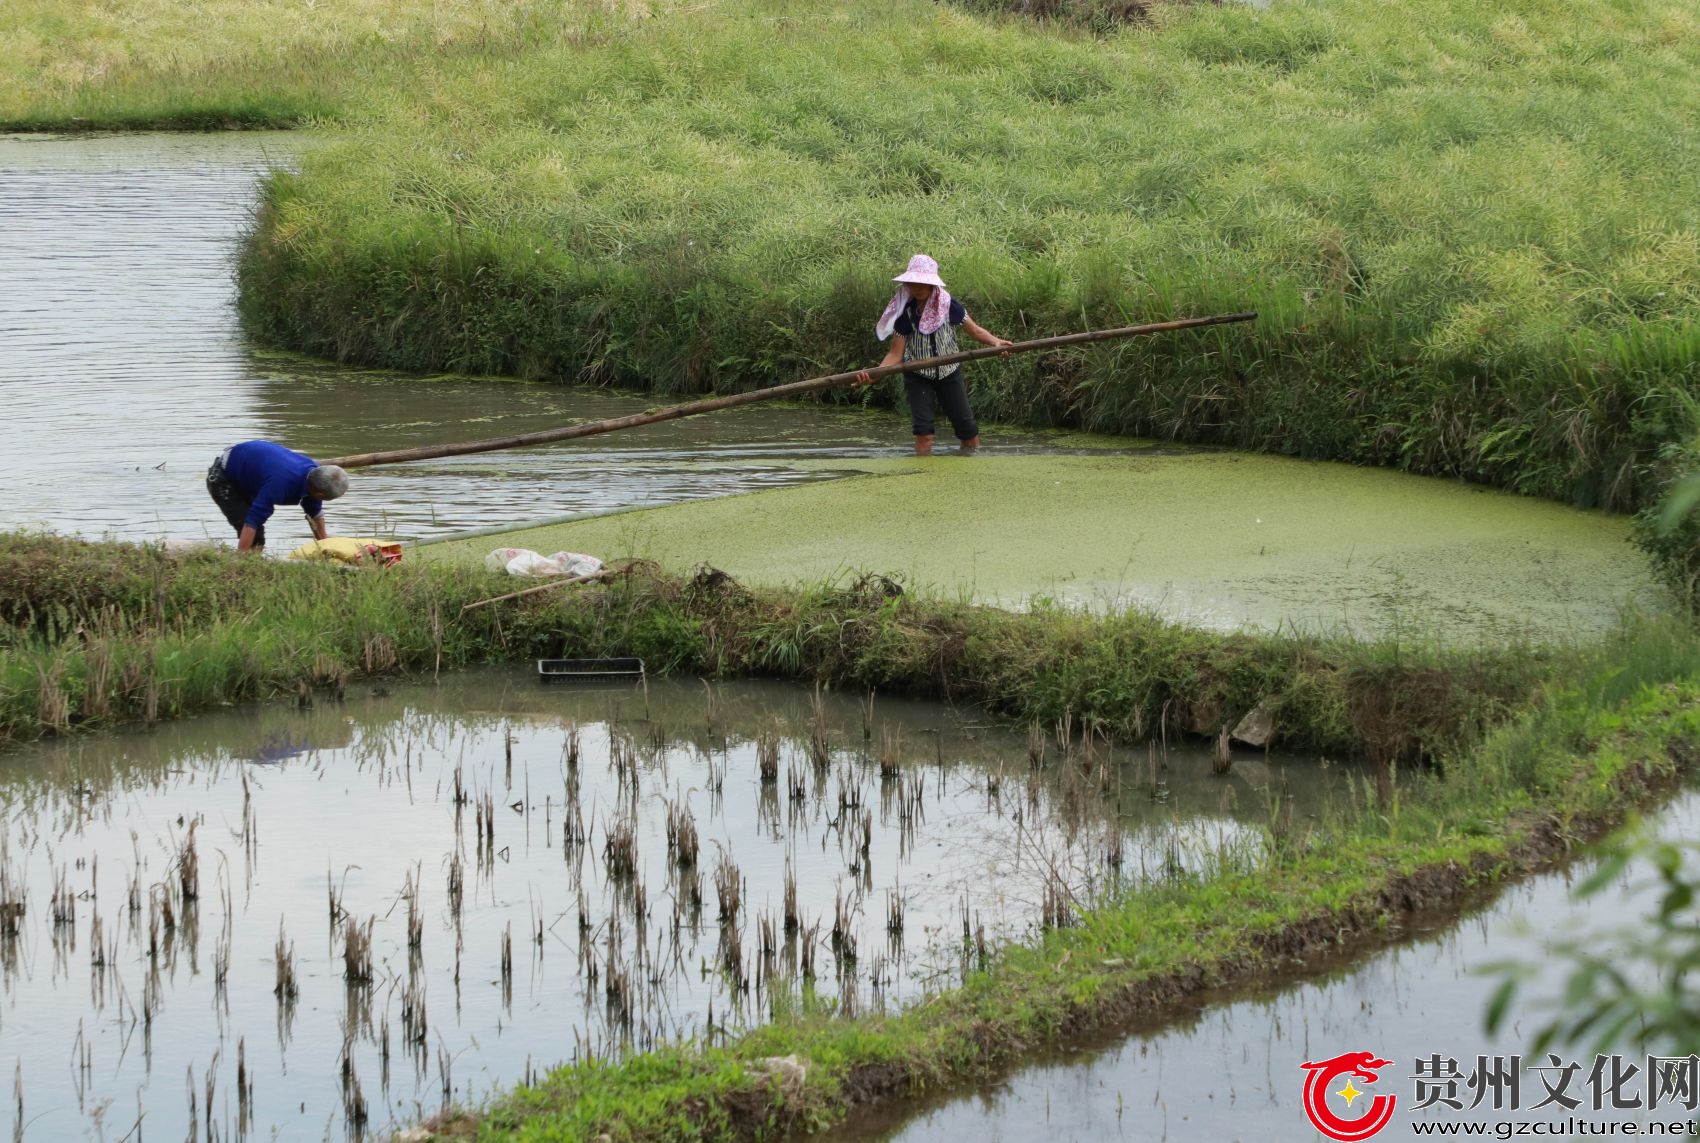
[0,0,648,129]
[12,0,1700,532]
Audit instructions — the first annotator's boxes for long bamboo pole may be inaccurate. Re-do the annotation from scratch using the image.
[322,311,1256,470]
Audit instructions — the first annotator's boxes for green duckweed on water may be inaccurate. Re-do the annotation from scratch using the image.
[423,452,1662,641]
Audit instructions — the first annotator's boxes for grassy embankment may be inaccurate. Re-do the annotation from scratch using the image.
[228,0,1700,523]
[0,0,652,131]
[0,532,1539,761]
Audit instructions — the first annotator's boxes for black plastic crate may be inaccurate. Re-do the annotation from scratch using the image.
[537,657,646,682]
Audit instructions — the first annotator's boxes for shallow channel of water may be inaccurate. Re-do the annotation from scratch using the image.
[0,671,1332,1141]
[819,794,1700,1143]
[0,132,1103,547]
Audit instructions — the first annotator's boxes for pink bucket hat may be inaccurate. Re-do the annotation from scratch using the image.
[876,254,953,340]
[892,253,947,288]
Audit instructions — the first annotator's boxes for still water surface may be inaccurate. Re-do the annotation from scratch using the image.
[0,671,1322,1141]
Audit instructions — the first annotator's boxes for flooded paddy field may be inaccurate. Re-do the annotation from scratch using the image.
[819,795,1700,1143]
[0,671,1338,1141]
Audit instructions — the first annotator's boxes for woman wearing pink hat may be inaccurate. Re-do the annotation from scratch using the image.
[856,254,1012,455]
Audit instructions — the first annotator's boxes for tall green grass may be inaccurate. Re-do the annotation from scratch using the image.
[237,0,1700,511]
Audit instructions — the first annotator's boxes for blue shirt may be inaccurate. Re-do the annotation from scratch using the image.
[893,297,967,337]
[223,440,323,530]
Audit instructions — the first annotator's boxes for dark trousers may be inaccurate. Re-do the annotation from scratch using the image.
[904,369,978,440]
[206,456,265,549]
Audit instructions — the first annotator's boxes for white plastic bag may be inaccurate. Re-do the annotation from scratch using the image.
[484,547,603,578]
[546,552,604,578]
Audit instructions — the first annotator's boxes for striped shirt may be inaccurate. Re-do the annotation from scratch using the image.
[894,298,968,380]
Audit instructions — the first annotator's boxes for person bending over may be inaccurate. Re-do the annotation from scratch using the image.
[205,440,348,553]
[856,253,1011,455]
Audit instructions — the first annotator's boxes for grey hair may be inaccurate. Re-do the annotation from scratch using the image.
[306,465,349,500]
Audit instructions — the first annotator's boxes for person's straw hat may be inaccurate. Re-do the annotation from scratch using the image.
[893,254,947,288]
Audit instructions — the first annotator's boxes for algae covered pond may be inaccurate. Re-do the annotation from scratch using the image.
[0,671,1337,1140]
[427,453,1660,642]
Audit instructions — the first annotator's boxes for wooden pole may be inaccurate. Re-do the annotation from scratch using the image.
[460,567,614,612]
[322,311,1256,470]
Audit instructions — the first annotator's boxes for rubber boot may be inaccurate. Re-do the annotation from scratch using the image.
[914,434,934,456]
[958,435,981,455]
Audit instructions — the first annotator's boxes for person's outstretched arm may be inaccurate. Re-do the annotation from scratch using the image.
[963,316,1012,350]
[302,494,327,541]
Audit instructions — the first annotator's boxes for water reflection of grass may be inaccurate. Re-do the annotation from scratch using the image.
[445,643,1700,1142]
[0,675,1313,1137]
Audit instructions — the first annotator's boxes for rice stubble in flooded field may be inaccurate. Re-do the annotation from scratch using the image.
[0,672,1343,1140]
